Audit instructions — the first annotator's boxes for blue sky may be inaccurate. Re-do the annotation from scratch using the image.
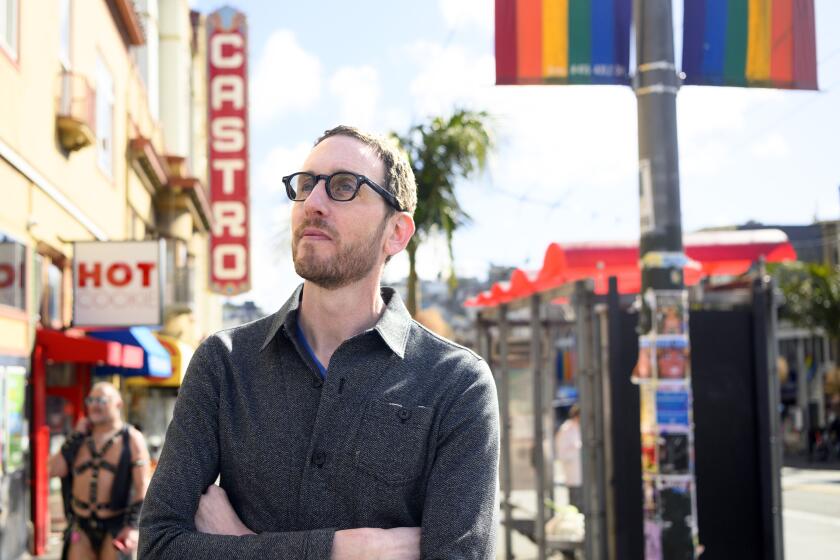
[191,0,840,312]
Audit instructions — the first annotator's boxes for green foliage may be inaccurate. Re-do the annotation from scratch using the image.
[770,261,840,340]
[392,109,494,315]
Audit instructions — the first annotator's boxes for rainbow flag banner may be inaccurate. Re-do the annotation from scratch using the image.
[681,0,818,90]
[495,0,632,86]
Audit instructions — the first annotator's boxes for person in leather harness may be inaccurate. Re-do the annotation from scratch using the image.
[49,382,151,559]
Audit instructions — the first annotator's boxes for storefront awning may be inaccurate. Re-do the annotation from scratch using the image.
[124,333,194,388]
[35,328,143,367]
[89,327,172,378]
[464,229,797,308]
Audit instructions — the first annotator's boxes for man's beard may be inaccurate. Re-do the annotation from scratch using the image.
[292,217,388,290]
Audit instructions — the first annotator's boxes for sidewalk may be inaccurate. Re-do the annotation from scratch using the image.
[782,465,840,559]
[783,452,840,471]
[19,531,63,560]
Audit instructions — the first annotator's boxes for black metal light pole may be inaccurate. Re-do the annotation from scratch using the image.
[635,0,684,306]
[634,1,699,557]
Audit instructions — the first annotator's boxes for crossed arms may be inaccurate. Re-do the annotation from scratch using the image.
[194,485,421,560]
[138,340,499,560]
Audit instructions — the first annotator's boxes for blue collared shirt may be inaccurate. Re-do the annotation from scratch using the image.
[296,322,327,379]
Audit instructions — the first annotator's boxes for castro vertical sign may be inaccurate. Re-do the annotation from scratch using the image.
[73,241,164,327]
[207,7,251,295]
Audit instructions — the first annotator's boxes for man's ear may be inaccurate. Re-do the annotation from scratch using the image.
[384,212,416,258]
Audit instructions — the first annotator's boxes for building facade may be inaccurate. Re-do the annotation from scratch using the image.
[0,0,227,556]
[222,300,266,329]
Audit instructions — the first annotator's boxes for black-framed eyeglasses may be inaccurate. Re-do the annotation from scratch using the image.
[85,396,111,406]
[282,171,403,212]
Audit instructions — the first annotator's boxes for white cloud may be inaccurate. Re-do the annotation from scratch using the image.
[406,41,496,116]
[749,133,790,159]
[438,0,494,35]
[380,107,412,135]
[243,142,313,312]
[250,30,321,122]
[329,65,381,130]
[399,40,642,280]
[405,41,638,190]
[677,86,787,175]
[242,206,301,314]
[255,142,312,194]
[251,142,311,255]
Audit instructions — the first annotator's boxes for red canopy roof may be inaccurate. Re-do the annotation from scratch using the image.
[464,229,796,308]
[35,328,144,368]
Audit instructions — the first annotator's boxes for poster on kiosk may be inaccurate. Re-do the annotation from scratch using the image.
[72,240,165,327]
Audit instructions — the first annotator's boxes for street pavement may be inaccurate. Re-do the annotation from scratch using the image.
[496,466,840,559]
[782,465,840,560]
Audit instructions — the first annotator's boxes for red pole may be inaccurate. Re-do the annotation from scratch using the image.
[76,364,89,423]
[30,343,48,555]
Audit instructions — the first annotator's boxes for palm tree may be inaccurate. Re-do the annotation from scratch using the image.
[392,109,494,316]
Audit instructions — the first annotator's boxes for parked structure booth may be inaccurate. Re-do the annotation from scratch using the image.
[468,230,792,560]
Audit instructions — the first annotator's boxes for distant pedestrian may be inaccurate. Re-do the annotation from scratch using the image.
[48,382,150,560]
[555,405,583,511]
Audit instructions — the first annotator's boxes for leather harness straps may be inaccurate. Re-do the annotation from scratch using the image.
[72,428,124,512]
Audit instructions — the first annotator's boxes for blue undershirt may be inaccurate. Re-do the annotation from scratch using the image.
[296,322,327,379]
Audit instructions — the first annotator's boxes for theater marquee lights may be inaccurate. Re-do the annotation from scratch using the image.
[207,7,251,295]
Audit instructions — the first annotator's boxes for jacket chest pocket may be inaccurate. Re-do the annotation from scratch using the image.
[355,401,434,486]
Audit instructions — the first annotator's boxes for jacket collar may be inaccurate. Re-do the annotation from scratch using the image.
[259,284,411,359]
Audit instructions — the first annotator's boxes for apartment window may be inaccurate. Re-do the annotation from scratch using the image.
[164,239,194,307]
[46,263,62,325]
[0,233,26,311]
[34,253,65,328]
[58,0,70,69]
[0,0,18,59]
[95,55,114,176]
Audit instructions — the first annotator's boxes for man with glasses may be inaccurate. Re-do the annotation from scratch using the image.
[139,126,499,559]
[49,381,150,559]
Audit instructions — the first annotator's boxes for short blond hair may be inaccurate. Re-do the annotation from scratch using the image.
[315,125,417,216]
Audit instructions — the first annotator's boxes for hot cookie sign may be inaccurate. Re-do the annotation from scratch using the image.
[207,7,251,295]
[73,241,164,327]
[0,241,25,310]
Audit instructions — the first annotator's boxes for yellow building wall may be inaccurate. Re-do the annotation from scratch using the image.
[0,161,30,240]
[0,1,165,248]
[127,171,153,229]
[1,2,223,348]
[0,315,28,356]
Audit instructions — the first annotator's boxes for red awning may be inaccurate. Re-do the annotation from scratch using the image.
[464,229,797,308]
[35,329,144,368]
